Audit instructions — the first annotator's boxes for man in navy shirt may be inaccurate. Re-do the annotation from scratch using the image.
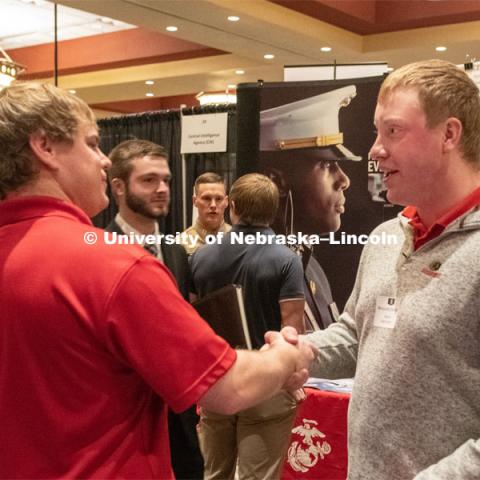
[191,173,305,480]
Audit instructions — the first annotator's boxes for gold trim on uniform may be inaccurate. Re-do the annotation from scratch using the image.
[277,133,343,150]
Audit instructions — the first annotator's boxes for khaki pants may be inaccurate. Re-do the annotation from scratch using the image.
[197,392,297,480]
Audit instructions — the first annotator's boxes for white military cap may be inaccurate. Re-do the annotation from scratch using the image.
[260,85,361,161]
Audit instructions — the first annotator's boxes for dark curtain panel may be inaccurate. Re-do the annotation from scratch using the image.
[183,104,237,227]
[92,105,237,233]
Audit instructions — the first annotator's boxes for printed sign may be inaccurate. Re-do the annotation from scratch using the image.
[181,112,228,153]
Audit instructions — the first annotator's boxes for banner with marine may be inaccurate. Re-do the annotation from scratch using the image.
[236,77,402,329]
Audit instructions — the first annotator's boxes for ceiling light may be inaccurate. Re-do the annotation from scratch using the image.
[145,92,154,97]
[0,47,25,90]
[264,54,275,60]
[227,15,240,22]
[320,46,332,52]
[21,0,47,6]
[235,69,245,75]
[166,26,178,32]
[68,89,76,94]
[145,80,154,85]
[100,17,114,25]
[436,46,447,52]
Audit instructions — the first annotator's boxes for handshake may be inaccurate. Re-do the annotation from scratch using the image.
[263,326,318,393]
[199,326,317,414]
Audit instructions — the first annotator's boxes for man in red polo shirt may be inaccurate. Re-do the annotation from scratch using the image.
[284,59,480,479]
[0,82,315,479]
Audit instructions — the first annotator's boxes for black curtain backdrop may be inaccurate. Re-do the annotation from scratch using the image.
[93,105,236,234]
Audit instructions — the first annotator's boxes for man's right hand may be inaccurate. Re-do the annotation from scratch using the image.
[264,328,317,392]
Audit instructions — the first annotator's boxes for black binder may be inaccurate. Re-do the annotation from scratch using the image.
[192,284,252,350]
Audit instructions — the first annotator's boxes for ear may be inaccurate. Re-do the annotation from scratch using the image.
[265,167,289,197]
[442,117,462,154]
[110,177,126,197]
[28,130,59,170]
[228,201,237,221]
[229,200,238,224]
[192,194,198,207]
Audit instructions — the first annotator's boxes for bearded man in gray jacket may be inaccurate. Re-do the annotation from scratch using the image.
[282,60,480,479]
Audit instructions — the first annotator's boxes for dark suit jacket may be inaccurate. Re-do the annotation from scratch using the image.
[105,220,190,300]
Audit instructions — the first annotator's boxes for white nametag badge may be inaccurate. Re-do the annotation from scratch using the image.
[373,296,397,329]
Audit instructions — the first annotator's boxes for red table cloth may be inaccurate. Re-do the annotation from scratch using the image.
[282,388,350,479]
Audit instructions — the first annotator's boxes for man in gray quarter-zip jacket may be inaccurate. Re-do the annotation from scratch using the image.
[289,60,480,479]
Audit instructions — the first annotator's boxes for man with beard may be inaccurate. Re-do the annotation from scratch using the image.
[106,139,201,479]
[107,139,189,297]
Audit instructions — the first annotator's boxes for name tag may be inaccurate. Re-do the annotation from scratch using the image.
[373,296,397,329]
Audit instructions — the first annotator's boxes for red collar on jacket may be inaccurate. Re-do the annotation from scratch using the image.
[402,186,480,250]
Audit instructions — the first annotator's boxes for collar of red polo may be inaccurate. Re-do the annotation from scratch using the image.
[0,195,92,227]
[402,185,480,250]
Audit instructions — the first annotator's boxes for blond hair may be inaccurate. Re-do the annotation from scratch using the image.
[379,59,480,165]
[0,82,96,199]
[230,173,279,226]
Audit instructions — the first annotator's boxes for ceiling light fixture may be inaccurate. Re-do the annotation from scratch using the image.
[166,26,178,32]
[227,15,240,22]
[0,47,25,90]
[145,80,155,85]
[145,92,154,97]
[68,89,76,94]
[235,69,245,75]
[320,46,332,52]
[264,54,275,60]
[435,46,447,52]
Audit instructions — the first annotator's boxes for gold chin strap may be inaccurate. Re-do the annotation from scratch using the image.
[277,132,343,150]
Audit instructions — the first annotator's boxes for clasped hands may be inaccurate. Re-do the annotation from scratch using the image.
[263,326,317,396]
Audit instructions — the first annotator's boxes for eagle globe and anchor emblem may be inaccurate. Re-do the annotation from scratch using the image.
[287,419,332,473]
